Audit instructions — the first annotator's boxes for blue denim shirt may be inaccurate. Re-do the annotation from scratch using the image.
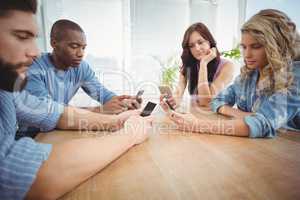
[211,61,300,138]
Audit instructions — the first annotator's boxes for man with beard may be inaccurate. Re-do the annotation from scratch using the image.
[0,1,152,199]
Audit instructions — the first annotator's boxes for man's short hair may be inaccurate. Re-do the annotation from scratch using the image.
[50,19,84,42]
[0,0,37,17]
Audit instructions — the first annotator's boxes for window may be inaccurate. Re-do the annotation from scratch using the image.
[39,0,243,106]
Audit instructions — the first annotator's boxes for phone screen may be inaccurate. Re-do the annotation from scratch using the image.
[136,90,144,98]
[140,102,156,117]
[136,90,144,104]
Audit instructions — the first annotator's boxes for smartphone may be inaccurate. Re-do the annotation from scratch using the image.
[136,90,144,104]
[158,86,172,96]
[162,96,175,110]
[140,102,156,117]
[136,90,144,99]
[159,86,175,110]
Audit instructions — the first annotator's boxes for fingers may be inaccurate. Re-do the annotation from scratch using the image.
[143,115,154,124]
[123,99,141,110]
[160,99,170,112]
[159,94,165,101]
[136,96,143,104]
[211,47,217,53]
[167,97,176,108]
[117,95,133,100]
[169,111,184,124]
[130,109,141,115]
[209,47,217,57]
[132,100,141,109]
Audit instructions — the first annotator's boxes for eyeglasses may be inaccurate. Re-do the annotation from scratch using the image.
[187,40,208,49]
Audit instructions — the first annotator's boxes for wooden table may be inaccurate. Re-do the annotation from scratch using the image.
[35,110,300,200]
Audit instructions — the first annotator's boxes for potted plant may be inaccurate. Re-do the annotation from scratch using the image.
[159,54,181,89]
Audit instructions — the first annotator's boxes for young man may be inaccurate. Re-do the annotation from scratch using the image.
[25,19,141,113]
[0,1,152,199]
[19,19,142,135]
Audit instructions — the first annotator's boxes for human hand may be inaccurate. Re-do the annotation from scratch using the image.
[159,94,177,112]
[124,115,154,145]
[122,95,142,110]
[101,95,132,114]
[168,111,200,132]
[201,47,217,65]
[116,110,140,123]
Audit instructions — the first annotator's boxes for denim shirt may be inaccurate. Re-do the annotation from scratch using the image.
[211,61,300,138]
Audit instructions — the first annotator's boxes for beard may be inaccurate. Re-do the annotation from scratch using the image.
[0,58,28,92]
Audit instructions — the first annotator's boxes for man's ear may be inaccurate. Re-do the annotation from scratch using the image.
[50,38,57,49]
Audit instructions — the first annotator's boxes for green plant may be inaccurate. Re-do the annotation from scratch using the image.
[160,54,181,89]
[221,45,241,60]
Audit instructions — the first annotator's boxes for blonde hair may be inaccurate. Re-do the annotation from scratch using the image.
[240,9,297,94]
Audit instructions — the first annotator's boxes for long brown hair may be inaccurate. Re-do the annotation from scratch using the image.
[181,22,220,94]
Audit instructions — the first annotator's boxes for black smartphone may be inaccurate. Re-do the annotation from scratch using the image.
[140,101,156,117]
[136,90,144,99]
[163,96,175,110]
[136,90,144,104]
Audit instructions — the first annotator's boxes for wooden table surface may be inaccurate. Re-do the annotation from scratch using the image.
[35,110,300,200]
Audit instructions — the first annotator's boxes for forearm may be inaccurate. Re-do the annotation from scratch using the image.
[173,87,184,105]
[80,106,101,113]
[26,131,135,200]
[218,105,253,119]
[196,118,250,137]
[172,74,188,106]
[197,62,212,106]
[56,106,118,131]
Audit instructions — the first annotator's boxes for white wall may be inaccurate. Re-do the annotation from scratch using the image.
[39,0,243,106]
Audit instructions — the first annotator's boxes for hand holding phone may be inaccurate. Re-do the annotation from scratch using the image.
[159,86,176,110]
[140,102,157,117]
[162,96,175,110]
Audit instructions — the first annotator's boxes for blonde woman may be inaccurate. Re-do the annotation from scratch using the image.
[162,9,300,138]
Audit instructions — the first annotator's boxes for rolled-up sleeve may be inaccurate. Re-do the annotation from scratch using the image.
[80,63,116,104]
[14,91,64,132]
[0,135,51,200]
[211,84,237,113]
[244,93,296,138]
